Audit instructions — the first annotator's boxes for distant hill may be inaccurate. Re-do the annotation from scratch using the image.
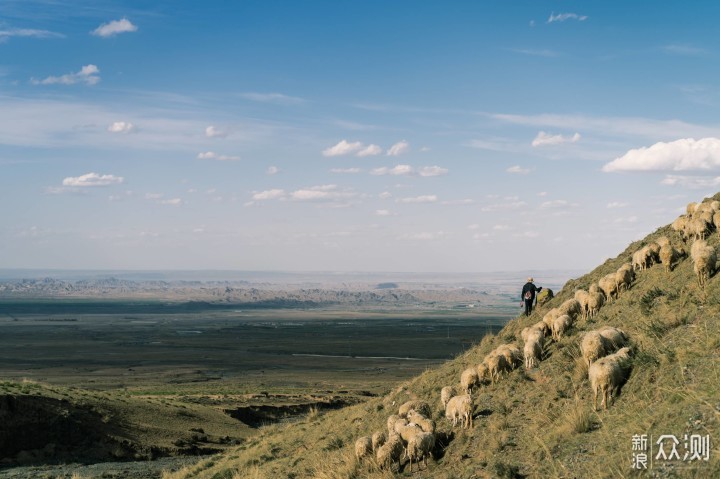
[164,194,720,478]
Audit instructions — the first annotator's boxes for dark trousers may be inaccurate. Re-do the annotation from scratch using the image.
[524,298,534,316]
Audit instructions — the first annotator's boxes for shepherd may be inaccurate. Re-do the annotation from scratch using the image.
[521,277,542,317]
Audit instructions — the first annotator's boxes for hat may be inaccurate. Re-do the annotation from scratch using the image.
[527,277,534,282]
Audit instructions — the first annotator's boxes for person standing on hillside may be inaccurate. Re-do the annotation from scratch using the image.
[521,277,542,316]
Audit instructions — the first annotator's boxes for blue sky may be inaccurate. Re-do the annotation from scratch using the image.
[2,1,720,272]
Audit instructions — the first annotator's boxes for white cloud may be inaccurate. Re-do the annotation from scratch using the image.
[330,167,362,174]
[481,201,527,212]
[91,18,138,37]
[62,172,124,187]
[507,165,531,174]
[252,189,286,200]
[145,193,164,200]
[493,224,510,230]
[387,140,409,156]
[420,146,431,152]
[357,144,383,157]
[31,64,100,86]
[547,12,588,23]
[603,138,720,172]
[660,175,720,189]
[537,191,548,196]
[197,151,241,161]
[515,231,540,238]
[108,121,135,133]
[441,199,474,205]
[468,224,480,230]
[375,209,392,216]
[0,28,64,41]
[418,166,448,177]
[290,185,356,202]
[266,166,280,175]
[205,125,227,138]
[400,231,449,241]
[613,216,638,224]
[398,195,438,203]
[607,202,628,208]
[379,191,392,199]
[322,139,363,157]
[239,92,305,104]
[531,131,581,147]
[540,199,578,209]
[160,198,183,206]
[371,164,414,176]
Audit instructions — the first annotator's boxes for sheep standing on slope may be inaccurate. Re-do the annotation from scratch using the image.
[598,326,628,349]
[615,263,634,293]
[588,347,634,410]
[398,400,432,418]
[440,386,456,409]
[691,239,717,288]
[587,283,605,318]
[580,331,612,367]
[598,274,619,303]
[407,409,435,434]
[542,308,562,329]
[551,314,573,341]
[355,436,373,462]
[484,352,510,383]
[523,328,544,369]
[494,344,523,370]
[406,431,435,472]
[660,241,680,272]
[558,298,582,320]
[714,212,720,237]
[445,394,473,429]
[376,433,404,470]
[460,367,480,395]
[574,289,590,319]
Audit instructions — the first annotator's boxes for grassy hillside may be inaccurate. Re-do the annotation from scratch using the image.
[163,196,720,479]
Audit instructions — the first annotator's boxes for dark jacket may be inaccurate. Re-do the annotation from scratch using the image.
[521,282,542,302]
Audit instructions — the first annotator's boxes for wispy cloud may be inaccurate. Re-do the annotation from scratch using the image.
[398,195,438,203]
[357,144,383,157]
[509,48,560,57]
[31,64,100,86]
[370,165,448,177]
[507,165,531,174]
[205,125,227,138]
[290,184,356,203]
[660,175,720,189]
[531,131,581,147]
[330,167,362,174]
[375,209,393,216]
[607,202,628,208]
[603,138,720,172]
[91,18,138,37]
[266,166,279,175]
[62,172,124,187]
[252,189,286,200]
[0,27,63,42]
[481,201,527,212]
[547,12,588,23]
[540,199,578,209]
[239,92,305,105]
[387,140,409,156]
[197,151,241,161]
[662,44,707,56]
[159,198,183,206]
[322,139,363,157]
[108,121,135,133]
[398,231,449,241]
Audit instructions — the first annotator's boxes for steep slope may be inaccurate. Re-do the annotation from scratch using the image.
[165,197,720,479]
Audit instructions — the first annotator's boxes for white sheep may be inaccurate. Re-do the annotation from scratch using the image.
[598,326,627,349]
[440,386,456,409]
[398,400,431,418]
[484,352,510,383]
[574,289,590,319]
[632,246,652,271]
[460,367,480,395]
[587,288,605,318]
[394,420,423,443]
[371,430,386,452]
[406,431,435,472]
[598,273,618,302]
[551,314,573,341]
[580,331,612,367]
[494,344,523,370]
[558,298,581,320]
[386,415,402,434]
[659,242,679,272]
[355,435,373,462]
[445,394,473,429]
[407,409,435,434]
[714,212,720,237]
[672,215,689,237]
[476,363,489,384]
[521,321,549,342]
[614,263,634,293]
[523,329,544,369]
[688,217,710,241]
[376,432,404,470]
[588,347,633,410]
[542,307,562,329]
[691,239,717,287]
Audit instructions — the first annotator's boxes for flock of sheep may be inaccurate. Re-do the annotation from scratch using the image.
[351,197,719,474]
